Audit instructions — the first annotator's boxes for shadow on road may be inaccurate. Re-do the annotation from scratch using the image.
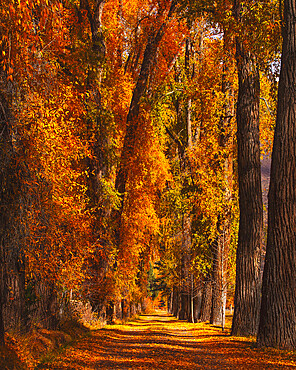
[39,312,296,370]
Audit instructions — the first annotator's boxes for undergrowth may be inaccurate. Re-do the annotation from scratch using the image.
[0,318,90,370]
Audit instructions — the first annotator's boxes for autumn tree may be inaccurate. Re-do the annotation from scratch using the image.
[0,0,283,345]
[154,15,238,324]
[230,0,263,337]
[0,83,12,345]
[0,0,33,337]
[108,0,187,317]
[115,0,181,199]
[0,0,100,333]
[257,0,296,349]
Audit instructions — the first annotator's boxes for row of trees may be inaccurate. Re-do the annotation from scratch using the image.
[0,0,295,351]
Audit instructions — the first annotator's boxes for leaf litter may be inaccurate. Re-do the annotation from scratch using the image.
[38,311,296,369]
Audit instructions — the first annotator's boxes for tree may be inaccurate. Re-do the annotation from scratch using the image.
[110,0,185,317]
[231,0,263,337]
[0,87,10,345]
[0,2,31,337]
[257,0,296,349]
[155,17,238,324]
[210,24,235,328]
[115,0,180,200]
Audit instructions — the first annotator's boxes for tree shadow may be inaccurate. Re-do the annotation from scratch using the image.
[40,313,296,370]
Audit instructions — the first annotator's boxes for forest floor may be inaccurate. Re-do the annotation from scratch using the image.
[36,310,296,370]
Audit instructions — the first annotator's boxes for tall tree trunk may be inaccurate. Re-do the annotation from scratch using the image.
[231,0,263,337]
[221,221,230,331]
[211,222,231,327]
[172,286,179,317]
[174,36,197,323]
[257,0,296,349]
[4,256,26,332]
[190,273,195,323]
[179,213,192,321]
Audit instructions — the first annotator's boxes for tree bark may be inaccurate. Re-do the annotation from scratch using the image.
[0,239,5,345]
[33,281,59,330]
[211,238,223,325]
[231,0,263,337]
[0,89,9,345]
[80,0,108,221]
[172,286,180,317]
[199,278,212,322]
[0,82,27,340]
[80,0,105,62]
[257,0,296,349]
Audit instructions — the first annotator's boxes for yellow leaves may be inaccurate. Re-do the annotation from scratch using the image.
[259,72,276,155]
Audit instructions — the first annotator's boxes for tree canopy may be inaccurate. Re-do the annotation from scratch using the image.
[2,0,294,352]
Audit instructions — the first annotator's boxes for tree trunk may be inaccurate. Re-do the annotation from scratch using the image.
[190,273,195,323]
[106,302,115,324]
[0,81,27,340]
[80,0,119,319]
[80,0,108,225]
[0,240,5,346]
[199,278,212,322]
[257,0,296,349]
[172,286,179,317]
[211,238,223,325]
[212,27,234,329]
[178,213,192,321]
[4,257,26,332]
[0,89,9,345]
[33,281,59,330]
[193,287,202,323]
[231,0,263,337]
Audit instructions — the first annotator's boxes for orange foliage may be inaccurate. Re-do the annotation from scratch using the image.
[0,0,278,342]
[116,108,171,293]
[20,79,93,289]
[1,0,94,289]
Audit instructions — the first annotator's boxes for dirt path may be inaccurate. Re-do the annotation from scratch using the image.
[39,311,296,369]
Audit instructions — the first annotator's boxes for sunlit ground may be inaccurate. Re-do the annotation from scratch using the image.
[39,310,296,369]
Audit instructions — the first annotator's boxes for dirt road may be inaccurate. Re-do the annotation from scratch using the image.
[39,312,296,369]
